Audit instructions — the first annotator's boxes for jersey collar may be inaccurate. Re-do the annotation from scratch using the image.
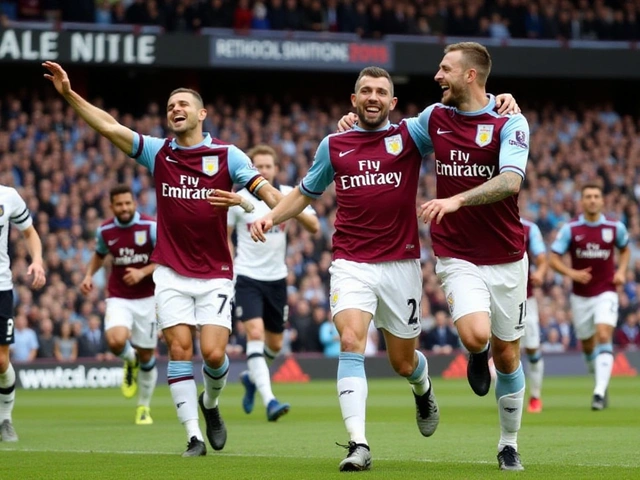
[170,133,212,150]
[353,121,393,132]
[115,211,140,228]
[453,94,496,117]
[579,213,606,226]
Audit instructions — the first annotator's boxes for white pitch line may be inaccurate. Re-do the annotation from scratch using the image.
[0,447,638,469]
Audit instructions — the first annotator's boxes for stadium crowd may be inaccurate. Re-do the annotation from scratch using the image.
[2,0,640,41]
[2,87,640,362]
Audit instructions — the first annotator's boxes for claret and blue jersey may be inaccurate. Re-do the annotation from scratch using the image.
[130,132,266,280]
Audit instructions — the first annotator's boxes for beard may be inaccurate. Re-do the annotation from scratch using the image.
[116,211,134,224]
[441,83,468,109]
[356,104,388,129]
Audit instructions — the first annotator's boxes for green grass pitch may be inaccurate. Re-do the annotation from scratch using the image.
[0,376,638,479]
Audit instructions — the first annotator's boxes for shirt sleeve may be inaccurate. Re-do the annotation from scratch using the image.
[9,189,33,231]
[299,136,334,199]
[615,221,630,249]
[130,133,167,174]
[404,104,436,158]
[551,223,572,255]
[95,227,109,256]
[528,222,547,256]
[227,146,268,198]
[499,114,529,179]
[150,221,158,248]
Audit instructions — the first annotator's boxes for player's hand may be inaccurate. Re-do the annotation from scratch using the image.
[80,275,93,295]
[419,196,464,224]
[27,261,46,289]
[571,267,592,285]
[123,267,145,286]
[336,112,358,132]
[495,94,520,115]
[613,270,625,286]
[206,189,241,209]
[42,61,72,96]
[250,217,274,242]
[530,269,545,287]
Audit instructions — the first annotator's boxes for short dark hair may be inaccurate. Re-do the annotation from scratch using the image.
[581,183,603,196]
[444,42,492,86]
[354,66,394,97]
[247,145,278,165]
[109,184,133,203]
[168,88,204,108]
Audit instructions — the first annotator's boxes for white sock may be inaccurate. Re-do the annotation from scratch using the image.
[247,341,275,406]
[0,363,16,421]
[137,358,158,408]
[497,388,525,451]
[168,361,202,441]
[594,345,614,397]
[338,377,368,445]
[118,341,137,364]
[527,356,544,399]
[202,356,229,409]
[495,363,525,452]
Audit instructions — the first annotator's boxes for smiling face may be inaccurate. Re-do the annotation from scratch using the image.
[166,91,206,134]
[434,50,470,108]
[110,192,136,224]
[351,75,397,130]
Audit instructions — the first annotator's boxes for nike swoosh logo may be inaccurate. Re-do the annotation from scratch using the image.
[176,402,186,409]
[575,235,585,241]
[339,149,356,157]
[165,156,179,163]
[437,128,453,135]
[108,239,119,246]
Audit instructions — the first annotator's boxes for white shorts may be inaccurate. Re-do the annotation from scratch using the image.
[153,265,234,331]
[522,296,541,350]
[435,256,528,342]
[570,291,619,340]
[105,296,157,349]
[329,258,422,339]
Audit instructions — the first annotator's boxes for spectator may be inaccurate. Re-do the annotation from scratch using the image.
[422,310,459,354]
[615,312,640,350]
[36,316,56,359]
[54,321,77,362]
[318,310,340,357]
[9,314,38,363]
[77,314,110,360]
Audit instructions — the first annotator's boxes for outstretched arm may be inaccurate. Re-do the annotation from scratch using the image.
[43,61,135,155]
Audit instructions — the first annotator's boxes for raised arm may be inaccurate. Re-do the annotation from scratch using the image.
[43,61,135,155]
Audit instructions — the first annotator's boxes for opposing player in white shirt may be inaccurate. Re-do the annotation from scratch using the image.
[0,186,46,441]
[228,145,319,421]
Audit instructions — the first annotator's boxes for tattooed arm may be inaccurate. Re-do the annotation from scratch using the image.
[419,172,522,224]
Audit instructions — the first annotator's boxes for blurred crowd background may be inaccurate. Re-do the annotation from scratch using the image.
[2,0,640,364]
[2,0,640,41]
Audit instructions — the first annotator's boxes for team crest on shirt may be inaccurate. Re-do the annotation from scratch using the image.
[330,289,340,308]
[475,125,494,147]
[134,230,147,246]
[601,228,613,243]
[384,134,403,156]
[202,156,219,176]
[0,205,4,217]
[446,292,455,314]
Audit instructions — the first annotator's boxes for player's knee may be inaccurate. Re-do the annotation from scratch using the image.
[391,359,415,377]
[137,349,154,364]
[106,337,126,354]
[459,331,490,353]
[339,329,364,353]
[167,343,192,361]
[201,347,226,366]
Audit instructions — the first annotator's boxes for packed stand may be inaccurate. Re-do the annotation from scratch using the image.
[1,90,640,362]
[2,0,640,41]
